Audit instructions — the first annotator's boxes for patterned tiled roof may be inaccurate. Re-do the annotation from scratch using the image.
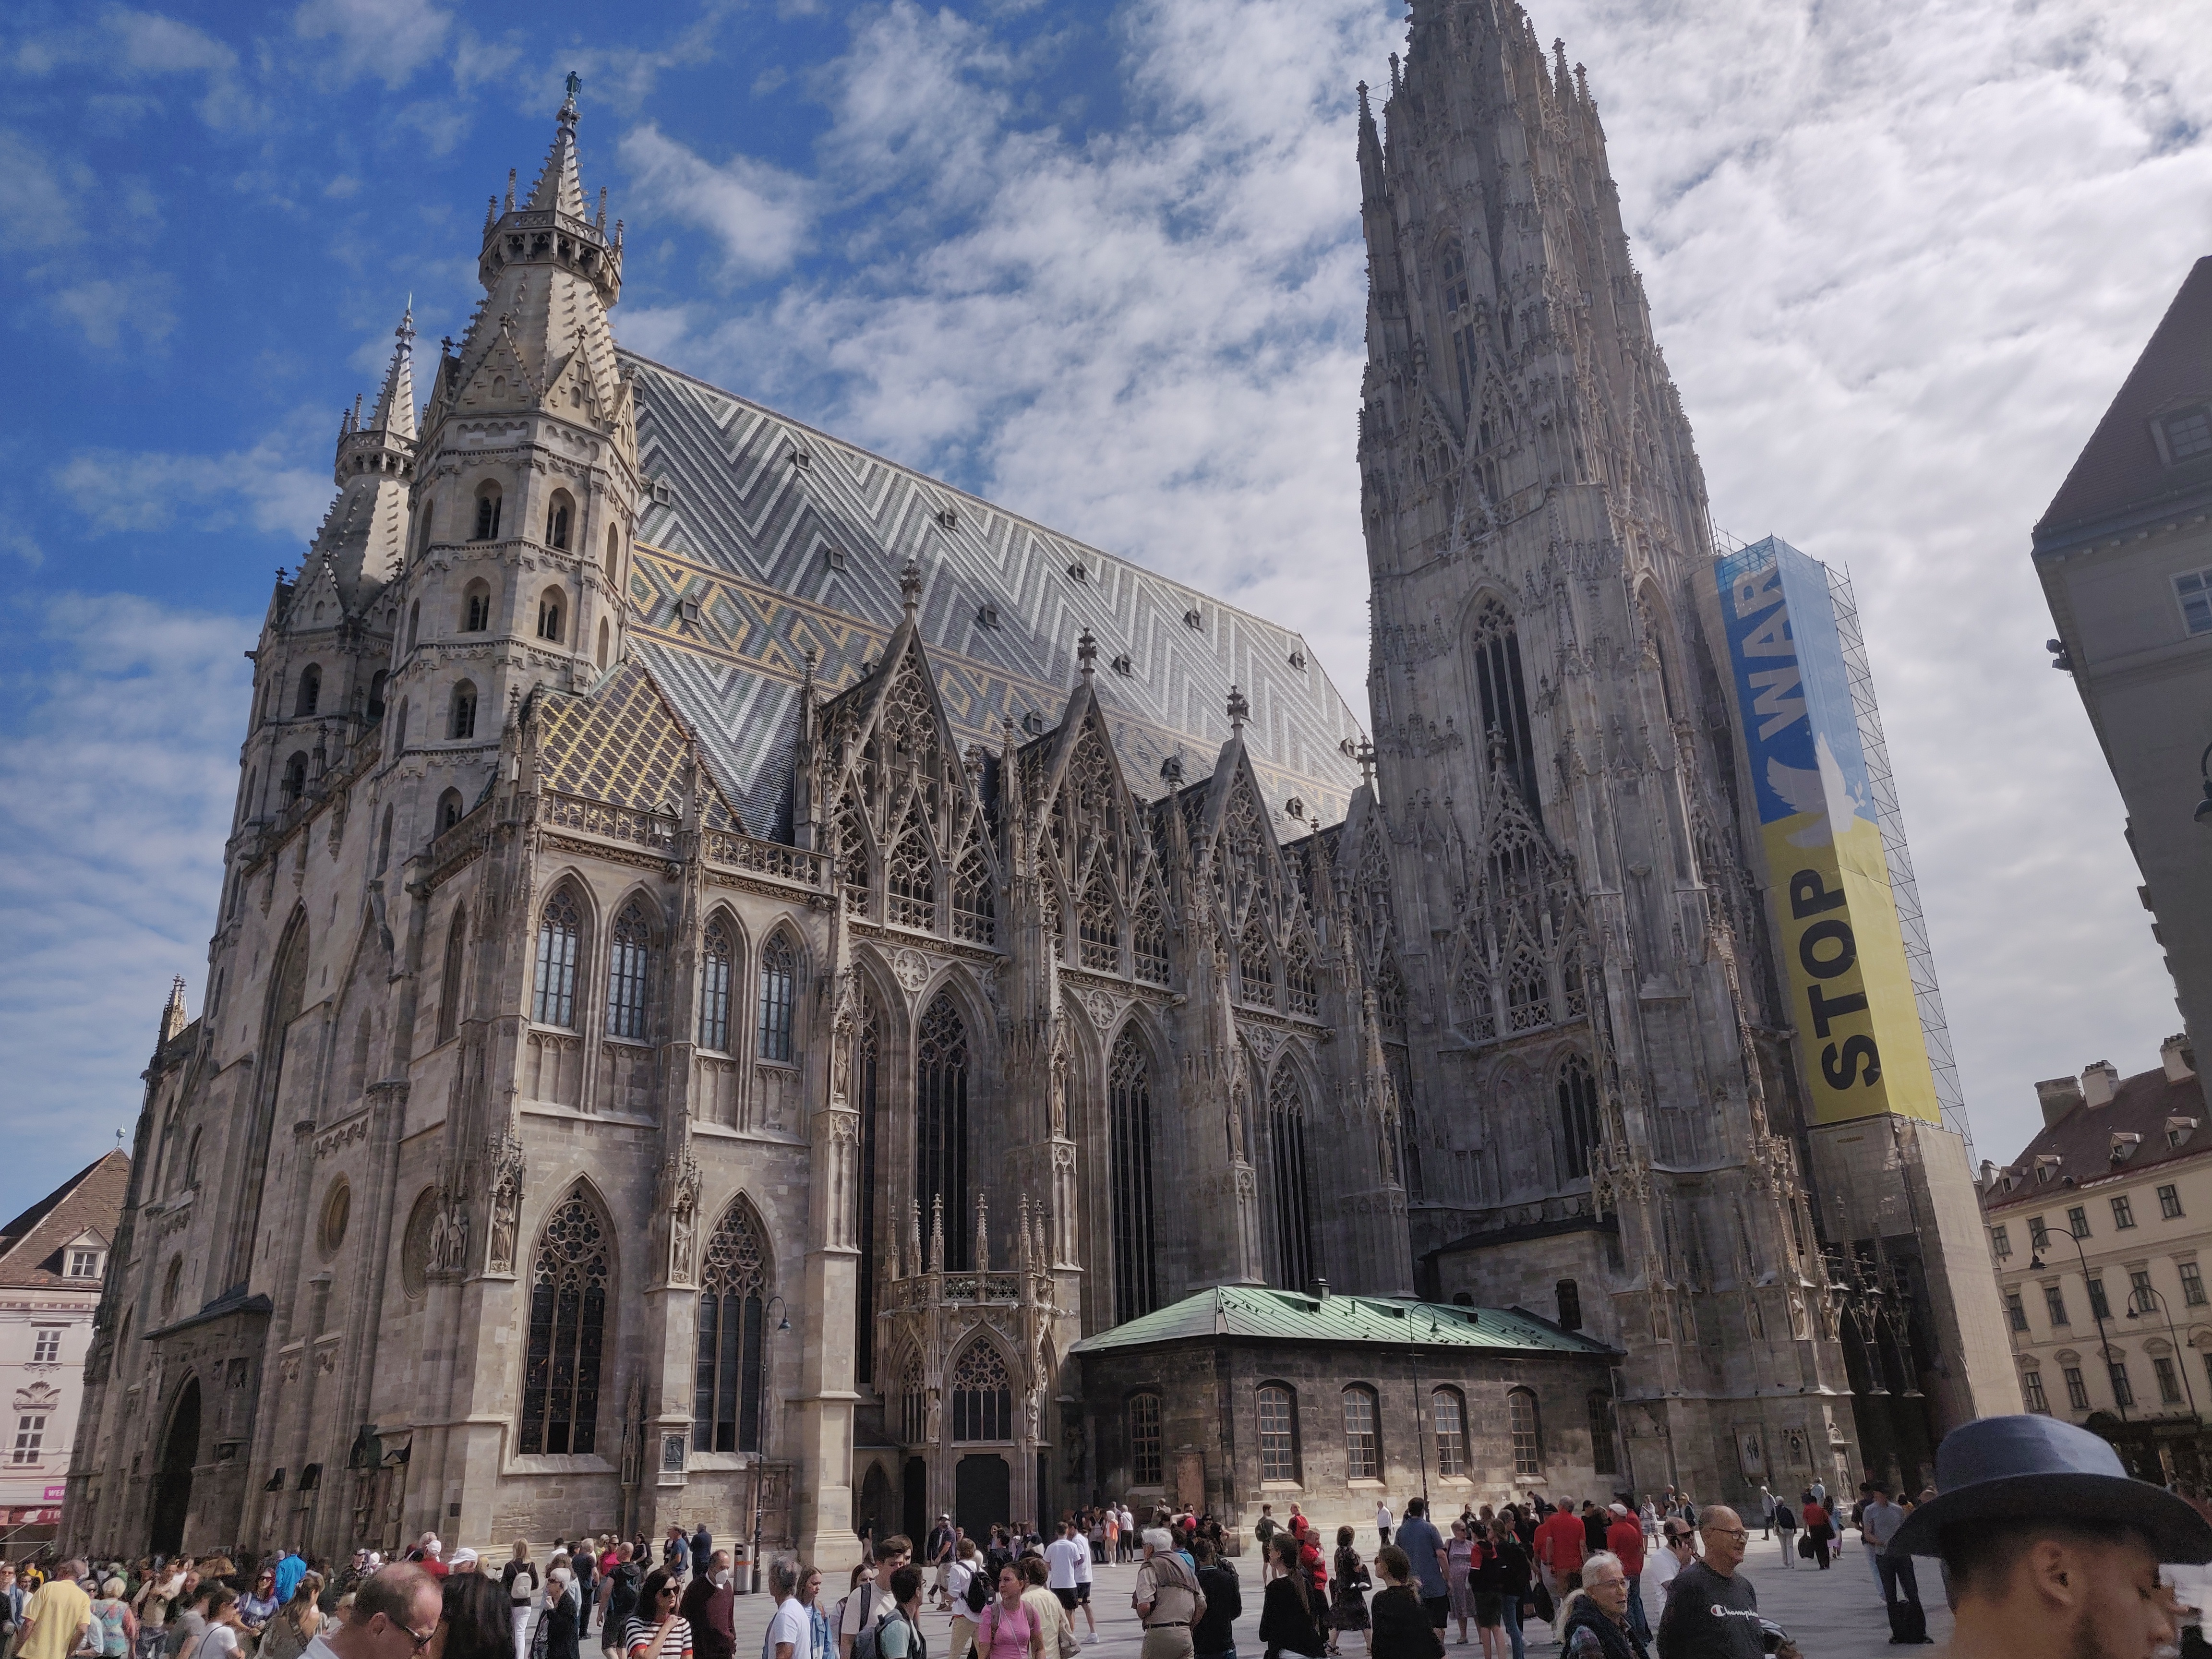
[1070,1286,1620,1356]
[535,660,740,830]
[623,352,1368,835]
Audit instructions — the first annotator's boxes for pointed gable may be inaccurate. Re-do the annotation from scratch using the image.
[536,659,741,831]
[2037,256,2212,543]
[0,1151,129,1291]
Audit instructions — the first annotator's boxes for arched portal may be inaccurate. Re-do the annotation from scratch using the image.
[902,1455,928,1546]
[954,1454,1010,1541]
[149,1376,200,1554]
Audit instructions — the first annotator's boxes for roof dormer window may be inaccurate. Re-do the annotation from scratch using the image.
[66,1249,101,1280]
[2170,1116,2200,1148]
[2157,405,2212,465]
[2112,1131,2143,1162]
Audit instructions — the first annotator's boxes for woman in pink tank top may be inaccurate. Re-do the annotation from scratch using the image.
[977,1566,1042,1659]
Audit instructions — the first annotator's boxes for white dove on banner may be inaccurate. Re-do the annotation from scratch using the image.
[1766,733,1868,847]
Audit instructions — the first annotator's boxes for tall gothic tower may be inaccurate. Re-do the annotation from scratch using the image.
[1353,1,1859,1494]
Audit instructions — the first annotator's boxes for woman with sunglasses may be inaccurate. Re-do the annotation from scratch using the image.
[622,1572,692,1659]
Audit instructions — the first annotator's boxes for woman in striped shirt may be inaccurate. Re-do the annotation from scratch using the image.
[623,1573,693,1659]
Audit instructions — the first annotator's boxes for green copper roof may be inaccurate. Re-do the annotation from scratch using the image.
[1070,1287,1620,1357]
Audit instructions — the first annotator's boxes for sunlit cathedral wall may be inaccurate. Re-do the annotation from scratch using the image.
[62,87,1423,1565]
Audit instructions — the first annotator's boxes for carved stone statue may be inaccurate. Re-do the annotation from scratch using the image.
[1048,1026,1069,1136]
[486,1133,526,1275]
[666,1154,701,1284]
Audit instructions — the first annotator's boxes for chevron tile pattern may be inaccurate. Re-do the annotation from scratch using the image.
[536,659,740,829]
[623,352,1368,835]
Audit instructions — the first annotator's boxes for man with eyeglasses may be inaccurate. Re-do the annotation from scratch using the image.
[302,1565,442,1659]
[1653,1509,1797,1659]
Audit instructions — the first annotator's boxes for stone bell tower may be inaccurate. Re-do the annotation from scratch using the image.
[1354,0,1851,1498]
[379,77,642,851]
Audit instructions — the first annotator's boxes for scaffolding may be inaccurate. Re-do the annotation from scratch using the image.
[1825,563,1975,1159]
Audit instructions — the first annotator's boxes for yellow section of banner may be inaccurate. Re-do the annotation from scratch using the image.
[1763,812,1941,1126]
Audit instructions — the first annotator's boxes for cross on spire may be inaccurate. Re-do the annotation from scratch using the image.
[1076,629,1097,678]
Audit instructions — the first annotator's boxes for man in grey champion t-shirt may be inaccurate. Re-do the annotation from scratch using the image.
[1653,1507,1800,1659]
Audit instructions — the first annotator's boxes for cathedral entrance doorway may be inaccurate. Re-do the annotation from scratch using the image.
[859,1463,893,1548]
[955,1454,1009,1541]
[149,1377,200,1556]
[902,1456,927,1546]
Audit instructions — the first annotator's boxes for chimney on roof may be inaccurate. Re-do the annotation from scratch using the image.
[2037,1076,2086,1128]
[1310,1277,1331,1302]
[2083,1061,2121,1108]
[1978,1159,1997,1191]
[2164,1034,2198,1083]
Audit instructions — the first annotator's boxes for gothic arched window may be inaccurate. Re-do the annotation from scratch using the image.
[472,481,502,542]
[1558,1053,1601,1182]
[1562,949,1590,1019]
[950,1341,1010,1442]
[951,844,995,945]
[1431,1386,1467,1478]
[449,680,478,741]
[1108,1029,1158,1325]
[693,1203,768,1454]
[888,825,936,930]
[1079,874,1119,973]
[916,993,970,1268]
[294,663,322,717]
[436,788,463,834]
[606,902,651,1040]
[698,916,735,1052]
[1131,883,1169,984]
[1266,1065,1317,1295]
[1471,599,1541,822]
[1506,945,1550,1031]
[282,751,309,803]
[545,490,574,552]
[519,1190,608,1455]
[1238,913,1276,1009]
[462,578,492,633]
[532,889,581,1028]
[757,934,797,1062]
[596,617,611,669]
[1376,955,1407,1032]
[836,798,870,914]
[1508,1386,1543,1477]
[1257,1382,1298,1482]
[1284,933,1319,1018]
[536,589,564,642]
[604,524,622,583]
[435,904,467,1046]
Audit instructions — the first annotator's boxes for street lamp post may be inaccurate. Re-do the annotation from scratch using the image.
[2032,1226,2129,1426]
[748,1295,792,1595]
[2126,1282,2202,1422]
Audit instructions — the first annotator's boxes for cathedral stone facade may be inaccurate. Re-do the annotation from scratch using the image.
[67,0,2014,1567]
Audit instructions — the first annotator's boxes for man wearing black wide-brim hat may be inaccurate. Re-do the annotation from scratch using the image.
[1888,1414,2212,1658]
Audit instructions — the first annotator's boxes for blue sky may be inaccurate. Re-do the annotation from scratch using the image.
[1,0,2208,1220]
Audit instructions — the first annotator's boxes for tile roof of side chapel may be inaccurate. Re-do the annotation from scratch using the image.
[0,1150,130,1291]
[562,352,1368,836]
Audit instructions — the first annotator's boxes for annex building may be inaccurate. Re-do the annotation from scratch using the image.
[68,0,2013,1568]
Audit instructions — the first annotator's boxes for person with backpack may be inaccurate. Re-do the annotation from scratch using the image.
[947,1542,986,1659]
[599,1548,641,1659]
[863,1568,925,1659]
[1771,1501,1798,1570]
[505,1543,542,1659]
[838,1539,910,1659]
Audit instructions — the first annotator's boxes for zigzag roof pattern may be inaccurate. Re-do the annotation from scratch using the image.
[536,660,740,831]
[621,351,1368,837]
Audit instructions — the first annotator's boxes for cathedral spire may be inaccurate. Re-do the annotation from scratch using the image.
[367,301,417,442]
[529,72,589,219]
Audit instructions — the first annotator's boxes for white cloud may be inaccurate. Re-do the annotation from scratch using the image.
[55,420,333,540]
[0,593,252,1221]
[8,9,255,128]
[292,0,451,90]
[619,0,2212,1170]
[617,124,811,279]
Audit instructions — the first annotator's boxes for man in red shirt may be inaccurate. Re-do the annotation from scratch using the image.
[1535,1502,1586,1599]
[1602,1503,1648,1642]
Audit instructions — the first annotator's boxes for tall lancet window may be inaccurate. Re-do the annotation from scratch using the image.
[757,934,797,1062]
[1558,1053,1601,1182]
[1266,1064,1317,1295]
[1441,245,1477,420]
[1471,599,1541,823]
[854,986,882,1383]
[693,1202,768,1454]
[915,994,970,1270]
[605,902,650,1040]
[519,1189,608,1455]
[1108,1028,1158,1325]
[532,889,580,1028]
[698,917,734,1052]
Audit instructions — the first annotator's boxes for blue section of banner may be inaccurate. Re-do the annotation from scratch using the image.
[1716,537,1875,832]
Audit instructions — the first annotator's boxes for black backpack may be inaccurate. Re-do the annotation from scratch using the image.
[962,1568,990,1616]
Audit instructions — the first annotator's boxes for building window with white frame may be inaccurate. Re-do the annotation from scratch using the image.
[2161,1184,2185,1221]
[2182,1261,2207,1308]
[2179,568,2212,636]
[68,1249,100,1279]
[10,1417,44,1465]
[30,1328,60,1364]
[2162,409,2212,464]
[1990,1224,2011,1259]
[2022,1370,2050,1414]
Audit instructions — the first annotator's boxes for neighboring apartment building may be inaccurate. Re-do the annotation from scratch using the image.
[1982,1039,2212,1480]
[0,1152,129,1544]
[2036,256,2212,1113]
